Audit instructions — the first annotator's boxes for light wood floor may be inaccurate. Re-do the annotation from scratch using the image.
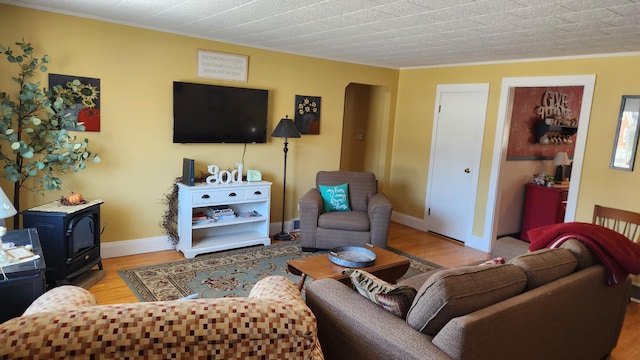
[90,221,638,359]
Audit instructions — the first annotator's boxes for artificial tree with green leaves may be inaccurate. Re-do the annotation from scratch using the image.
[0,41,101,228]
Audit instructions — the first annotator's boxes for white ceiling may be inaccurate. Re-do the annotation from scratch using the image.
[4,0,640,68]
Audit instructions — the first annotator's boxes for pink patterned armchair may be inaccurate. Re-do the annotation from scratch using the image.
[0,276,323,359]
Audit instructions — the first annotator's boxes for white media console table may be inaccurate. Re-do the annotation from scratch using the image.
[176,181,272,258]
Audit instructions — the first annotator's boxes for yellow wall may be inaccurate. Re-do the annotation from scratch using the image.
[3,4,640,248]
[392,55,640,237]
[0,5,399,243]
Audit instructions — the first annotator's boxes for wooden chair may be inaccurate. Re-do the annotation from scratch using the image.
[592,204,640,294]
[592,205,640,243]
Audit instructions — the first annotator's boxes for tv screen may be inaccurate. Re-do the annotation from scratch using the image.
[173,81,268,143]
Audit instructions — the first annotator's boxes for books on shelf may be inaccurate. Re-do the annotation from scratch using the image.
[192,211,208,221]
[192,206,239,224]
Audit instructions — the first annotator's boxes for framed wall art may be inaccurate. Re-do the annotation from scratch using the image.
[294,95,320,134]
[48,74,101,132]
[611,95,640,171]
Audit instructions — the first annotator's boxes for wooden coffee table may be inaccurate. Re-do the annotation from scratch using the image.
[287,246,410,290]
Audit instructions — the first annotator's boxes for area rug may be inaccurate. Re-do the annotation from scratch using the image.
[119,241,441,302]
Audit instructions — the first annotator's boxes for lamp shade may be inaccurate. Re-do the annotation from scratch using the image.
[0,187,16,219]
[553,152,571,166]
[271,116,301,139]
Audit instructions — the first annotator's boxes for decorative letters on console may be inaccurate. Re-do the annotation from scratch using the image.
[206,163,243,185]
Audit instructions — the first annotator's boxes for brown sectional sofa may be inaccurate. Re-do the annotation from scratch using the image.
[305,237,631,360]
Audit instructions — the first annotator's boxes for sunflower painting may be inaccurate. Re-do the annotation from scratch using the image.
[294,95,320,134]
[48,74,101,131]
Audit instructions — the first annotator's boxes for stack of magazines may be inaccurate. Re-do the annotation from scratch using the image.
[205,206,236,220]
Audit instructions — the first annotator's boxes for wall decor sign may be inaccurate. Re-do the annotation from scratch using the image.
[206,163,244,185]
[294,95,321,134]
[197,49,248,82]
[48,74,101,132]
[506,86,583,160]
[611,95,640,171]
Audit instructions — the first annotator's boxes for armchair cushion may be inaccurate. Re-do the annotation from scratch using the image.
[319,183,351,211]
[318,211,369,231]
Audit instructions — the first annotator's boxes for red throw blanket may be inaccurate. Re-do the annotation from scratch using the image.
[527,222,640,285]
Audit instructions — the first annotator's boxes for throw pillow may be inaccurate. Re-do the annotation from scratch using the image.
[345,269,416,318]
[346,269,395,303]
[319,183,351,212]
[376,286,417,319]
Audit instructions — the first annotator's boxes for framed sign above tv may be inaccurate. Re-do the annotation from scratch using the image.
[197,49,248,82]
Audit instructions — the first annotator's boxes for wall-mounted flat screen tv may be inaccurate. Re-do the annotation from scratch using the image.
[173,81,268,143]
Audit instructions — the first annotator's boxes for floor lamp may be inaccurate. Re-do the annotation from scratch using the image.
[271,116,301,241]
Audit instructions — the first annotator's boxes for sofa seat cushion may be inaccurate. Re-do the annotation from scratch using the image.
[318,210,369,231]
[509,248,578,290]
[406,264,527,336]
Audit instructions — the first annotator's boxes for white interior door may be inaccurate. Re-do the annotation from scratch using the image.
[426,84,489,242]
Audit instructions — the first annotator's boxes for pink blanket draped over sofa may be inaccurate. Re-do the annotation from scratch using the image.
[527,222,640,285]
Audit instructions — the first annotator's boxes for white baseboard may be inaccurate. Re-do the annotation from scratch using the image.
[102,221,294,258]
[269,220,294,236]
[101,236,174,259]
[391,211,427,231]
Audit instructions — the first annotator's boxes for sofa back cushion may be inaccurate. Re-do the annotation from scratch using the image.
[509,248,578,290]
[406,264,527,336]
[558,239,594,270]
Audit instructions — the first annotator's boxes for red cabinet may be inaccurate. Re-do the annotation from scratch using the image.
[520,183,568,241]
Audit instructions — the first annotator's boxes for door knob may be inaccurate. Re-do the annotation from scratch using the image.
[464,168,471,173]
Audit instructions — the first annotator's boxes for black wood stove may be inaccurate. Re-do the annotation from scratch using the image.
[22,200,103,286]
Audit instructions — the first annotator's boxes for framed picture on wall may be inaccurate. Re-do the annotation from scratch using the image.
[611,95,640,171]
[49,74,101,132]
[294,95,321,134]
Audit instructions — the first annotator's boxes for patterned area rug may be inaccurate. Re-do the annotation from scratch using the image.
[119,241,441,302]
